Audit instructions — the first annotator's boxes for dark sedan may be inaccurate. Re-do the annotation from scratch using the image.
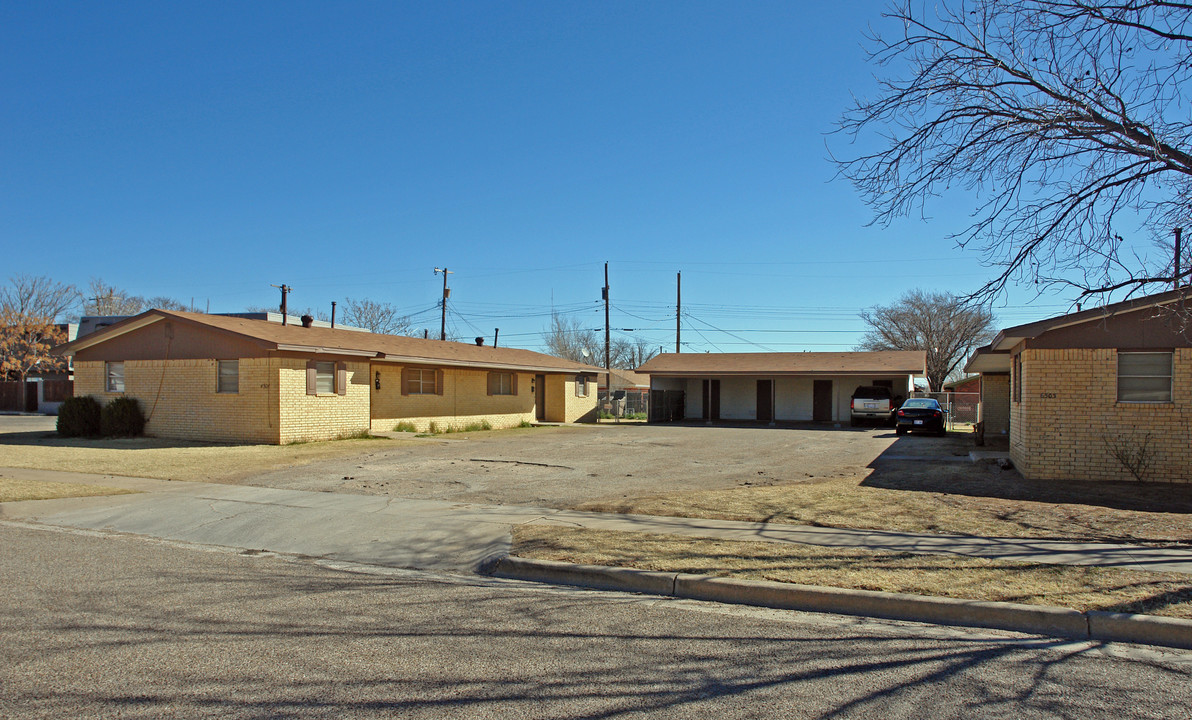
[894,398,946,436]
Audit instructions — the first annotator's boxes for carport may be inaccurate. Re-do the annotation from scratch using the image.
[636,351,926,424]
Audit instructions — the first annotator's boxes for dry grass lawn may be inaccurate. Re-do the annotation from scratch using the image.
[513,525,1192,619]
[0,477,137,503]
[576,466,1192,545]
[0,434,409,483]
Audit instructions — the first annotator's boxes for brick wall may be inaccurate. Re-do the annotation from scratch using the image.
[1010,348,1191,482]
[75,358,279,443]
[545,373,597,423]
[276,359,371,443]
[370,365,536,432]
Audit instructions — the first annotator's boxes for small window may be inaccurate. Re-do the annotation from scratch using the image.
[575,375,589,397]
[218,360,239,394]
[315,361,335,394]
[1012,355,1021,403]
[489,372,514,395]
[106,362,125,392]
[407,368,438,395]
[1118,352,1173,402]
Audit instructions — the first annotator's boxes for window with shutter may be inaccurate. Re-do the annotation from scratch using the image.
[315,361,335,394]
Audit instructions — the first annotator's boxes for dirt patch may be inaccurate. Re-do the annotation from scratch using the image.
[575,459,1192,545]
[0,418,412,483]
[0,477,137,503]
[513,525,1192,619]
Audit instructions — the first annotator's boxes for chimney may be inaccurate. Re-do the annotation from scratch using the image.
[301,314,314,328]
[474,336,485,346]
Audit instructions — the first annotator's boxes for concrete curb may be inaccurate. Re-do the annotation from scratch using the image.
[490,556,1192,651]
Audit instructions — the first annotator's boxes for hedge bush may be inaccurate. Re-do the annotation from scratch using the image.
[101,396,145,437]
[56,396,102,437]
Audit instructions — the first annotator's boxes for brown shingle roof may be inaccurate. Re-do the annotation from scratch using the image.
[635,351,926,376]
[56,309,604,374]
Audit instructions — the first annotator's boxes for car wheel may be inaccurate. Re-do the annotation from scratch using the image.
[850,418,858,427]
[895,426,905,435]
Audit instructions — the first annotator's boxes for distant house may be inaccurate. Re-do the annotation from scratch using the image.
[597,368,650,409]
[964,289,1191,482]
[54,310,601,443]
[635,351,926,424]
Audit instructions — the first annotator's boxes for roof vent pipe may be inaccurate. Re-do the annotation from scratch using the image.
[474,336,485,346]
[301,314,314,328]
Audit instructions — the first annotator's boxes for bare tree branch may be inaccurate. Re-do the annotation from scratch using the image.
[834,0,1192,302]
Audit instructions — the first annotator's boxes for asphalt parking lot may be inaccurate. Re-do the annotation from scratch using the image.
[241,422,976,508]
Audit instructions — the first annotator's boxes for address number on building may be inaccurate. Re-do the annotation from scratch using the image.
[1039,392,1057,399]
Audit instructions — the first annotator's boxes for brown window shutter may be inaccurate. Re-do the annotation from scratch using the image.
[511,373,519,395]
[336,363,347,396]
[487,372,495,396]
[435,369,445,395]
[306,361,317,395]
[401,367,409,396]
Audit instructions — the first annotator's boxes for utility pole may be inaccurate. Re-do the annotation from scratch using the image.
[1176,227,1184,290]
[434,267,453,340]
[271,284,291,325]
[676,271,681,353]
[603,263,611,371]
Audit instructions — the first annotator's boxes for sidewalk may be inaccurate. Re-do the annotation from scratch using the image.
[3,466,1192,574]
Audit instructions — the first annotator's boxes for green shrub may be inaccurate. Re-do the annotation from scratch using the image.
[101,397,145,437]
[518,420,534,428]
[57,396,102,437]
[393,421,418,433]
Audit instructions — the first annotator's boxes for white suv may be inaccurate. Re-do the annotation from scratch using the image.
[850,386,895,427]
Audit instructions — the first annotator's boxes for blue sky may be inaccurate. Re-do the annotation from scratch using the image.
[2,1,1078,353]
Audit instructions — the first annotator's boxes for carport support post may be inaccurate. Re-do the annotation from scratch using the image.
[676,271,681,353]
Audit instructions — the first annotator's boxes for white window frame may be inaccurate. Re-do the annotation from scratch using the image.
[1117,351,1173,403]
[407,368,437,395]
[106,361,125,392]
[217,360,239,394]
[315,361,335,394]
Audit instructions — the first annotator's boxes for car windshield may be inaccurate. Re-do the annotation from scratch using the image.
[853,387,891,398]
[902,399,939,409]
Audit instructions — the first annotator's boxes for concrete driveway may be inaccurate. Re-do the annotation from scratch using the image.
[239,422,976,507]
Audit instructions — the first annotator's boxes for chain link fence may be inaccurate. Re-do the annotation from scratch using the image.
[909,391,980,430]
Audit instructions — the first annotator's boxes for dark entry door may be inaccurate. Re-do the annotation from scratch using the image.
[535,374,546,421]
[813,380,832,422]
[756,379,773,424]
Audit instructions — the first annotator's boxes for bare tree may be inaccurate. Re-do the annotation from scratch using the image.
[856,290,996,391]
[0,276,77,407]
[83,280,193,316]
[543,313,600,364]
[84,279,146,315]
[610,337,659,369]
[836,0,1192,303]
[340,298,412,335]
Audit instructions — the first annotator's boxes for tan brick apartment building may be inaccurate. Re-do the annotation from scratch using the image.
[965,289,1191,482]
[55,310,601,444]
[636,351,926,423]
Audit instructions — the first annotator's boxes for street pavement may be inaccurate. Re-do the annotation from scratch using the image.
[3,522,1190,719]
[3,466,1192,574]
